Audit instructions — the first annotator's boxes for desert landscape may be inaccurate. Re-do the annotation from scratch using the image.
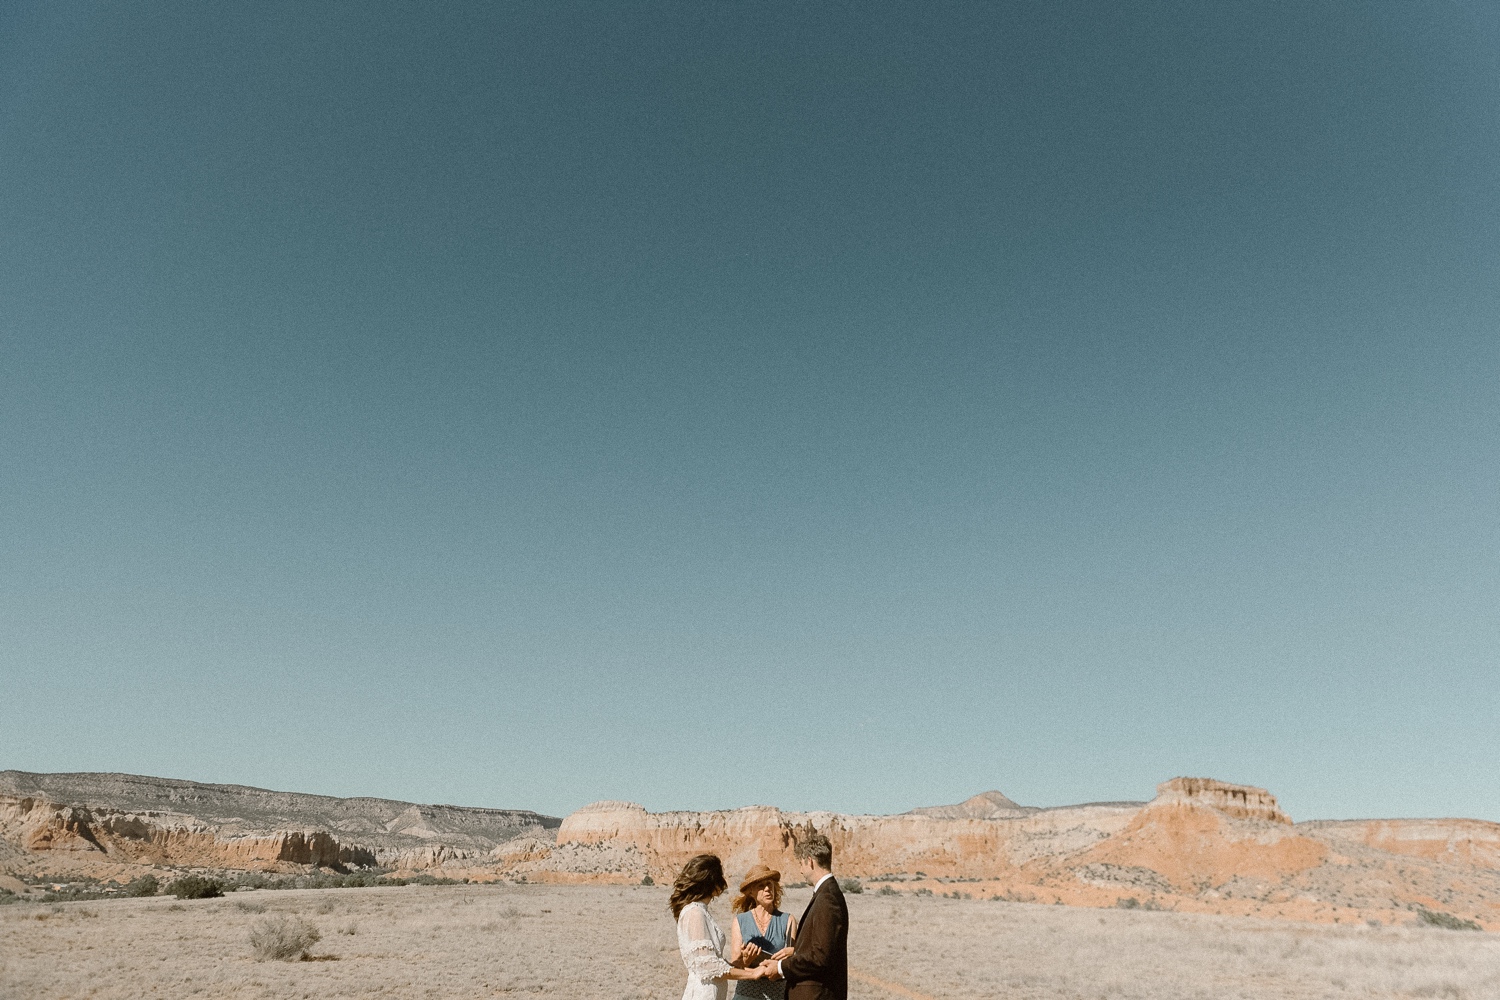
[9,4,1498,998]
[3,883,1499,1000]
[4,770,1498,932]
[4,770,1500,998]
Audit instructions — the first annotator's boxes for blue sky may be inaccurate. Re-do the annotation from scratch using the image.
[2,2,1497,821]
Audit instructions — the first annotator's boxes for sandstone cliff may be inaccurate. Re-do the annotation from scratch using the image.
[549,779,1500,931]
[0,771,559,872]
[5,770,1497,931]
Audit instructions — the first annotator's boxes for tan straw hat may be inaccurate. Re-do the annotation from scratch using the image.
[738,864,782,892]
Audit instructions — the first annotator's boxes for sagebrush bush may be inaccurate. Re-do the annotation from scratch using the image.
[168,876,223,900]
[839,879,863,894]
[249,915,322,961]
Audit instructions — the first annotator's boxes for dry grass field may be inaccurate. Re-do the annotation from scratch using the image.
[2,883,1498,1000]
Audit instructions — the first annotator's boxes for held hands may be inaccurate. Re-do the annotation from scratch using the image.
[756,960,782,981]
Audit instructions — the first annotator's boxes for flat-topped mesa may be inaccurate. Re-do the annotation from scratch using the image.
[1152,777,1291,825]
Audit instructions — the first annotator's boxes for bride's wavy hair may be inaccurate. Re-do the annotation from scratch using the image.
[669,854,728,918]
[732,878,782,914]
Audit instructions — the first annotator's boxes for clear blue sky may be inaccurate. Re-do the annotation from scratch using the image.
[3,2,1497,822]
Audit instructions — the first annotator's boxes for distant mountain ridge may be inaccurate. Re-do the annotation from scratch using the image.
[908,789,1038,819]
[0,770,559,870]
[0,770,557,835]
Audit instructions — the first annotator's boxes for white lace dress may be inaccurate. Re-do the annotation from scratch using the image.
[676,901,734,1000]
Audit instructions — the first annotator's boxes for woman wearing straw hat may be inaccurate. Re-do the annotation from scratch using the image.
[728,864,797,1000]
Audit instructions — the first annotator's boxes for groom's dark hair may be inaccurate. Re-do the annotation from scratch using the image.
[794,832,833,870]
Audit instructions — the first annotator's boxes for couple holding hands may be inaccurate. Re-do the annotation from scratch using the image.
[671,833,848,1000]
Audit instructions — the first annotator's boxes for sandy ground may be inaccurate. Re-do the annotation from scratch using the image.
[2,884,1498,1000]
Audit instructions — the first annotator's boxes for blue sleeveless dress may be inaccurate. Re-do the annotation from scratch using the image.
[732,909,789,1000]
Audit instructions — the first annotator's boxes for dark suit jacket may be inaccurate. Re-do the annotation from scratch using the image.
[781,875,848,1000]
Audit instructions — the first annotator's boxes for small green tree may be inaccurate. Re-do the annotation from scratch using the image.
[122,875,159,897]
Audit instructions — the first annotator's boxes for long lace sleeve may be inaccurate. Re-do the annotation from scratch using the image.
[678,905,733,984]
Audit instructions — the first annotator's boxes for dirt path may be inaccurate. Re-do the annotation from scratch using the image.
[850,968,938,1000]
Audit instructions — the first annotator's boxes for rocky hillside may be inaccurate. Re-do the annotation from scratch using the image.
[5,770,1497,931]
[0,771,559,871]
[906,789,1040,819]
[553,777,1500,930]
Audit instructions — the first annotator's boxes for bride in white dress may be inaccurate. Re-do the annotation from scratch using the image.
[671,854,773,1000]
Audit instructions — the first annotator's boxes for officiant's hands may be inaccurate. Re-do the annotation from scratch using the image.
[740,942,763,964]
[770,947,794,962]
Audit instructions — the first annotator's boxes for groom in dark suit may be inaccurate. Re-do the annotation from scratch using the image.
[767,832,847,1000]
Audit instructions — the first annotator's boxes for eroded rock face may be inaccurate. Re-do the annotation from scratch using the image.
[556,798,1144,881]
[0,772,558,873]
[1076,800,1326,892]
[0,794,378,867]
[7,771,1499,931]
[1302,818,1500,869]
[551,781,1500,931]
[1151,778,1292,824]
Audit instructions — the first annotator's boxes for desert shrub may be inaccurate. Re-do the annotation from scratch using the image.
[914,888,933,897]
[309,871,385,889]
[249,915,322,961]
[233,900,266,913]
[399,874,460,886]
[1117,897,1140,909]
[122,875,159,897]
[641,875,654,886]
[40,887,113,903]
[168,876,224,900]
[1416,908,1480,931]
[877,885,897,896]
[840,879,863,894]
